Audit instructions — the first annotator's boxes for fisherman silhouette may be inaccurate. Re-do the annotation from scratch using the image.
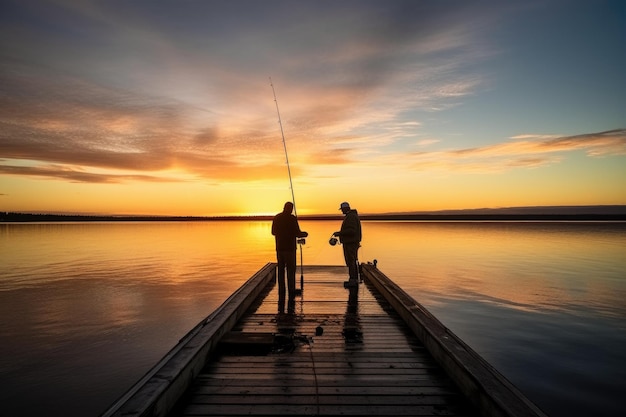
[272,201,307,313]
[333,202,362,287]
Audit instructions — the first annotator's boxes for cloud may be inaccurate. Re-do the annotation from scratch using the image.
[510,134,560,140]
[0,1,525,184]
[0,66,291,182]
[305,149,354,166]
[457,129,626,158]
[408,129,626,173]
[541,130,626,157]
[417,139,440,147]
[0,163,181,184]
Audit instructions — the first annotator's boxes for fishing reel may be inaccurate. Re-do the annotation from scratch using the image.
[329,234,339,246]
[297,238,306,245]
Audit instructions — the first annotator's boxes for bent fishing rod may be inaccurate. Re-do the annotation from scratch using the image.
[270,78,305,292]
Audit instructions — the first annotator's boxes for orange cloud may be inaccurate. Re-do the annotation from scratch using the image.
[408,129,626,173]
[0,163,182,184]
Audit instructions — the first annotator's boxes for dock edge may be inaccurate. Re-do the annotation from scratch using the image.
[360,262,549,417]
[101,262,277,417]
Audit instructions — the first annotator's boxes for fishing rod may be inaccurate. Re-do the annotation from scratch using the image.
[270,78,305,293]
[270,78,297,216]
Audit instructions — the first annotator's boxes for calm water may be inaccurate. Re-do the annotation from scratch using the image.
[1,221,625,416]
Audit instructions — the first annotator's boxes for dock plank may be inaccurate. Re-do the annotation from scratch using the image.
[170,266,479,417]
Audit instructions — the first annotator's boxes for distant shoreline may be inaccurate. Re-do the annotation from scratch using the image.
[2,210,626,222]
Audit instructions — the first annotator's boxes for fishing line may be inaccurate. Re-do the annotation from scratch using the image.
[270,78,305,292]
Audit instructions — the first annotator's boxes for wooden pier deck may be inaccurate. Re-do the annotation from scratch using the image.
[103,263,547,417]
[171,265,476,416]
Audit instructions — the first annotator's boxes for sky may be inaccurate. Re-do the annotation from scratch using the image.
[1,0,625,216]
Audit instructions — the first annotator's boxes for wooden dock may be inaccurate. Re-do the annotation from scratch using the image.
[102,263,547,417]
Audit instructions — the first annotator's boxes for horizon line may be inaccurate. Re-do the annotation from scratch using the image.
[3,204,626,222]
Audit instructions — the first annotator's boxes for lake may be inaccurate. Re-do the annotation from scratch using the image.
[1,220,625,416]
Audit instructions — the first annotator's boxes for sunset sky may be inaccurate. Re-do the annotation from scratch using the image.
[1,0,625,216]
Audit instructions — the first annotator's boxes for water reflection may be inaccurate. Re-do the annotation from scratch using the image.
[354,221,626,318]
[0,221,625,417]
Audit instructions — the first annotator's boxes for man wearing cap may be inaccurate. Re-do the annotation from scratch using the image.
[333,202,362,286]
[272,201,308,313]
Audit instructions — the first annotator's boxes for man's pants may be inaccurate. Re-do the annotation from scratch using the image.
[342,243,360,281]
[277,250,297,307]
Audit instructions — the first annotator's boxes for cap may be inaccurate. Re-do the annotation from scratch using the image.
[339,202,350,210]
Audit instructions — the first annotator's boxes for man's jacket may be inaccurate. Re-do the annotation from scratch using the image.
[339,210,361,244]
[272,212,305,251]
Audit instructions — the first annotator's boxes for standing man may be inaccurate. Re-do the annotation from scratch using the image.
[333,202,362,287]
[272,201,308,313]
